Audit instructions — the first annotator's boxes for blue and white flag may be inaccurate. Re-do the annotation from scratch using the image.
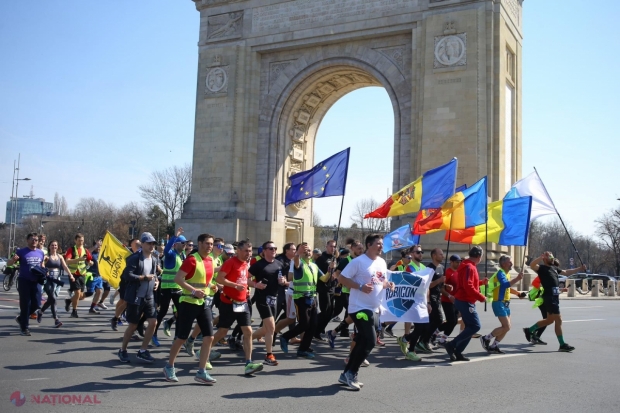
[382,224,419,253]
[380,268,434,323]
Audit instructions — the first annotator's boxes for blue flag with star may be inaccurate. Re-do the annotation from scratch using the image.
[285,148,350,206]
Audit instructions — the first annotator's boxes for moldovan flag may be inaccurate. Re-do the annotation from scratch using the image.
[365,158,458,218]
[98,231,131,289]
[445,196,533,246]
[413,176,488,235]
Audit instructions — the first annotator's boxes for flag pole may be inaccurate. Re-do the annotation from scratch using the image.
[484,219,488,312]
[443,213,453,270]
[335,194,345,246]
[533,167,584,266]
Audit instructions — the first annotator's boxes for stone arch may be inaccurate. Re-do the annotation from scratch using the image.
[256,45,412,233]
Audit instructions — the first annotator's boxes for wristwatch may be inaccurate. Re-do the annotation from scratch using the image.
[358,284,363,291]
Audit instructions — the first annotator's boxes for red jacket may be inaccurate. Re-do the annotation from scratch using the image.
[453,259,487,303]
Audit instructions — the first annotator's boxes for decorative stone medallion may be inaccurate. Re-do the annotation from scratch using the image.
[434,33,467,68]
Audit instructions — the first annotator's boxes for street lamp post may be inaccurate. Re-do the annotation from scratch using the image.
[8,154,31,253]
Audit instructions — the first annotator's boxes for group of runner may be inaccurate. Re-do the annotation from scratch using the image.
[7,229,585,391]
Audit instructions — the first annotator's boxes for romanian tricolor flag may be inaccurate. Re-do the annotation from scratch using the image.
[413,177,487,235]
[364,158,457,218]
[444,196,532,245]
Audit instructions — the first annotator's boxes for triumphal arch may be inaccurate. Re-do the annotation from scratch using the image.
[179,0,523,248]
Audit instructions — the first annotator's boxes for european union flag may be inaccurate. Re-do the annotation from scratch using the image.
[285,148,350,206]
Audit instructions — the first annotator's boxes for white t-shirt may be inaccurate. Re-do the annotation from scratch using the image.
[340,254,388,313]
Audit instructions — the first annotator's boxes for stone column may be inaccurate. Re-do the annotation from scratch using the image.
[608,280,616,297]
[591,280,600,297]
[567,279,575,297]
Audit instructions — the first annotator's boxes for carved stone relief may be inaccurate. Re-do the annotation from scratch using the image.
[207,11,243,41]
[269,60,295,90]
[205,55,229,97]
[433,33,467,69]
[375,46,406,72]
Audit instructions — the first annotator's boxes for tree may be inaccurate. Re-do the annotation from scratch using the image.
[596,207,620,276]
[138,164,192,224]
[53,192,69,216]
[350,197,388,240]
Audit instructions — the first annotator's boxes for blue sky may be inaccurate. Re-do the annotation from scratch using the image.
[1,1,618,238]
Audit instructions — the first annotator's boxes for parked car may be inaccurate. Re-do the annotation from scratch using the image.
[558,275,567,288]
[0,257,6,273]
[567,273,616,290]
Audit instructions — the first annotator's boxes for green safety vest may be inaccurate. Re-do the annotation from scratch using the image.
[67,246,88,275]
[161,252,183,290]
[341,256,352,294]
[180,252,211,306]
[207,253,223,297]
[408,261,426,271]
[481,270,500,303]
[292,259,319,299]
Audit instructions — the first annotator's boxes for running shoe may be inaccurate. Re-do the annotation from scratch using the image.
[151,336,161,347]
[397,336,409,356]
[534,337,547,345]
[343,371,360,391]
[488,345,504,354]
[195,370,217,385]
[264,354,279,366]
[361,359,370,367]
[558,343,575,352]
[117,319,125,326]
[89,308,100,315]
[405,351,421,361]
[118,349,130,363]
[279,336,289,353]
[415,342,431,354]
[313,335,326,342]
[338,372,364,388]
[15,315,19,325]
[109,294,116,306]
[217,337,227,346]
[131,332,141,341]
[64,299,71,312]
[111,317,118,331]
[36,310,42,324]
[209,351,221,361]
[327,330,337,349]
[137,350,155,363]
[54,319,63,328]
[163,319,172,337]
[97,302,109,310]
[471,333,481,338]
[30,313,37,320]
[297,350,315,359]
[227,336,236,351]
[523,327,532,343]
[244,362,264,375]
[234,340,244,351]
[163,365,178,382]
[445,342,456,362]
[480,335,491,351]
[454,352,470,361]
[383,327,395,338]
[185,339,195,356]
[331,316,341,322]
[376,336,386,347]
[20,329,31,336]
[70,310,79,318]
[205,362,213,370]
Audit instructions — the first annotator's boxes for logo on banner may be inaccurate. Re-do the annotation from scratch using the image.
[385,272,422,317]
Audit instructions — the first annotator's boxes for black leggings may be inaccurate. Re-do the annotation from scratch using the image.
[41,281,58,319]
[155,288,181,334]
[537,305,548,337]
[316,290,335,336]
[405,322,429,351]
[344,310,376,374]
[440,301,458,336]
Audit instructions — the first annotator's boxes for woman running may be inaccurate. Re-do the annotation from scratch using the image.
[41,240,73,327]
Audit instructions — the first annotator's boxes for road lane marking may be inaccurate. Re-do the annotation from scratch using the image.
[563,319,605,323]
[562,306,603,309]
[403,353,526,370]
[24,378,49,381]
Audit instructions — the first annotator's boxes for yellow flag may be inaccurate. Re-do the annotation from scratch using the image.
[98,231,131,289]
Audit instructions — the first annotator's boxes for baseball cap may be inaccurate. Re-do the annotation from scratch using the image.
[257,246,263,255]
[468,246,483,258]
[223,244,235,254]
[313,248,321,254]
[140,232,156,243]
[175,235,187,243]
[449,254,462,262]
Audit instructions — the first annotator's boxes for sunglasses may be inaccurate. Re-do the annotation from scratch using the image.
[265,247,277,251]
[216,244,224,249]
[185,244,194,248]
[414,250,423,254]
[405,256,412,259]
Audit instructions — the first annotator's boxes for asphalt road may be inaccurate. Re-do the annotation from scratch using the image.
[1,286,619,413]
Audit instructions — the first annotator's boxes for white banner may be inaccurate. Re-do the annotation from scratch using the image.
[380,268,434,323]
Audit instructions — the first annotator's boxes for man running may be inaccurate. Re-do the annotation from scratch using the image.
[444,246,487,362]
[209,240,263,375]
[479,255,524,353]
[524,252,585,352]
[438,255,461,342]
[249,241,286,366]
[7,233,44,336]
[84,239,105,314]
[164,233,218,384]
[280,242,320,359]
[314,240,338,341]
[153,227,187,346]
[117,232,159,363]
[90,239,111,310]
[421,247,445,351]
[64,233,94,318]
[337,234,394,391]
[110,238,141,330]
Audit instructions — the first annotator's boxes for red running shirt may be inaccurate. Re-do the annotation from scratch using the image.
[219,257,250,304]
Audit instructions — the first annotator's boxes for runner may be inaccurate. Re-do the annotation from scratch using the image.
[164,233,218,384]
[479,255,524,353]
[438,255,461,342]
[84,240,105,314]
[336,234,394,391]
[523,252,586,352]
[64,233,94,318]
[153,227,187,346]
[110,238,140,330]
[421,248,446,351]
[444,246,487,361]
[249,241,286,366]
[273,243,296,328]
[209,239,263,375]
[523,258,561,345]
[280,242,320,359]
[314,240,338,341]
[40,240,73,327]
[90,239,111,309]
[117,232,159,363]
[7,233,44,336]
